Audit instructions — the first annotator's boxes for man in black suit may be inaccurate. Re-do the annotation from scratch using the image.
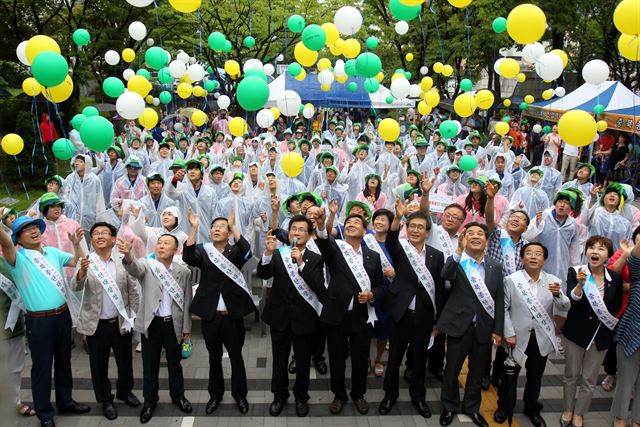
[379,199,445,417]
[182,208,255,415]
[257,215,325,417]
[438,222,504,427]
[309,206,384,415]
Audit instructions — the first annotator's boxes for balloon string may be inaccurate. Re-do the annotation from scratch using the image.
[152,0,163,47]
[0,166,12,197]
[13,156,30,201]
[30,97,38,176]
[465,8,471,74]
[198,10,203,57]
[418,14,427,66]
[429,2,446,63]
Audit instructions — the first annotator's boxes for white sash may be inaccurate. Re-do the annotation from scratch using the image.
[500,229,517,276]
[399,239,437,314]
[510,271,559,353]
[574,265,619,331]
[460,256,495,318]
[305,238,329,289]
[147,258,185,310]
[334,240,377,325]
[363,234,393,271]
[279,247,323,316]
[88,254,135,331]
[203,243,252,298]
[436,226,454,259]
[0,272,24,331]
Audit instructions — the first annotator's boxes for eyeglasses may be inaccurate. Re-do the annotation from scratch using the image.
[407,223,427,231]
[211,224,228,230]
[524,251,545,257]
[443,213,463,222]
[289,226,309,233]
[92,231,112,237]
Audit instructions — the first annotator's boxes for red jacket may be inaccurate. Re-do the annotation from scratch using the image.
[39,114,58,143]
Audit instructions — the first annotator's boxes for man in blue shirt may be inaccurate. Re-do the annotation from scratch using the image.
[0,214,89,427]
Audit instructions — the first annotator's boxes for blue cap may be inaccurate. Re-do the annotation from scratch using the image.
[11,216,46,245]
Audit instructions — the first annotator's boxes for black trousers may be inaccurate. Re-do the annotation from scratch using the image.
[603,344,617,376]
[292,319,326,363]
[270,326,313,402]
[25,308,73,423]
[489,345,508,381]
[86,318,134,402]
[325,312,371,402]
[497,333,548,415]
[428,332,447,375]
[383,309,432,401]
[441,324,492,413]
[201,313,247,400]
[141,316,184,405]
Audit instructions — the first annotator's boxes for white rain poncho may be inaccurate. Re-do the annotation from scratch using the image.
[345,160,375,201]
[509,175,550,220]
[110,174,149,210]
[586,206,632,251]
[148,156,174,181]
[376,151,401,176]
[97,157,125,205]
[537,165,563,204]
[63,154,106,233]
[214,193,257,245]
[140,192,176,228]
[128,205,188,258]
[164,177,216,244]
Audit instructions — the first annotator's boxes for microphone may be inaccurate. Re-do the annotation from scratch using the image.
[291,237,298,260]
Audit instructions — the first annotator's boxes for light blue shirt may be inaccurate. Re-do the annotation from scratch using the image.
[8,247,72,312]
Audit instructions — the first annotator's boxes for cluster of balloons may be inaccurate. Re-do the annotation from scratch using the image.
[614,0,640,61]
[452,87,495,118]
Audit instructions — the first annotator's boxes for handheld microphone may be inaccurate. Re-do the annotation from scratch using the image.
[291,237,298,260]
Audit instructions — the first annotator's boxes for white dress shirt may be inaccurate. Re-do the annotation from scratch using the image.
[98,255,120,319]
[408,243,427,311]
[155,264,174,317]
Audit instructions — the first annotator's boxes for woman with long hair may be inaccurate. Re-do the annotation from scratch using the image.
[356,174,389,212]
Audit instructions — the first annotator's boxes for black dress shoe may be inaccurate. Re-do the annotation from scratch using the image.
[412,400,432,418]
[329,398,345,414]
[57,400,90,414]
[237,398,249,414]
[139,405,155,424]
[288,358,296,374]
[269,399,285,416]
[103,401,117,420]
[172,397,192,413]
[463,411,489,427]
[493,409,507,424]
[205,397,221,415]
[116,392,141,408]
[440,410,456,426]
[481,375,491,390]
[41,420,56,427]
[295,399,309,417]
[526,412,547,427]
[378,398,395,415]
[315,360,328,375]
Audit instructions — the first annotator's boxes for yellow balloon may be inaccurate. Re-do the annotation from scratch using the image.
[270,107,281,120]
[41,75,74,103]
[294,42,318,67]
[405,53,414,62]
[193,86,205,97]
[169,0,201,13]
[516,73,526,83]
[524,95,535,104]
[447,0,472,7]
[341,38,361,59]
[618,34,640,61]
[378,118,400,142]
[139,108,158,128]
[128,75,152,97]
[229,116,247,137]
[453,93,477,118]
[399,0,425,5]
[376,72,385,82]
[191,109,207,126]
[476,89,495,110]
[329,39,344,56]
[26,35,61,64]
[424,89,440,107]
[596,120,608,132]
[145,95,153,104]
[1,133,24,155]
[391,72,406,82]
[507,4,547,44]
[177,82,193,99]
[281,152,305,177]
[433,62,444,74]
[614,0,640,35]
[320,85,331,92]
[495,121,510,136]
[336,75,348,83]
[420,76,433,91]
[22,77,41,96]
[317,58,331,70]
[321,23,340,46]
[550,49,568,67]
[442,64,454,77]
[122,48,136,63]
[224,60,240,76]
[558,110,597,147]
[542,89,554,100]
[503,99,511,107]
[417,101,431,115]
[180,73,193,84]
[295,68,307,81]
[499,58,520,78]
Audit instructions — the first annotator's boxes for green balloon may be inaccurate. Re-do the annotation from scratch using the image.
[502,115,511,122]
[82,106,99,117]
[243,36,256,49]
[439,120,458,138]
[288,62,303,77]
[222,40,232,53]
[386,95,394,104]
[208,32,226,51]
[404,71,412,80]
[145,46,168,70]
[204,80,216,91]
[236,76,270,111]
[287,15,305,33]
[459,154,478,172]
[492,17,507,33]
[159,91,172,105]
[207,66,214,74]
[301,24,326,51]
[542,125,551,134]
[460,78,473,92]
[71,114,87,130]
[389,0,421,21]
[80,115,114,152]
[32,51,68,87]
[158,67,173,85]
[366,37,379,50]
[347,82,358,92]
[519,102,528,110]
[52,138,75,160]
[72,28,90,46]
[345,59,358,77]
[355,52,382,78]
[102,77,125,98]
[136,69,151,80]
[364,78,380,93]
[244,68,268,82]
[593,104,605,115]
[395,68,405,75]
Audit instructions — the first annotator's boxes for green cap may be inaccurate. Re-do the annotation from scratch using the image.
[185,159,204,173]
[407,169,422,184]
[209,164,226,173]
[325,165,339,176]
[124,155,143,169]
[346,200,372,221]
[169,159,186,170]
[281,194,299,215]
[230,155,244,164]
[298,138,310,148]
[297,192,323,207]
[107,145,123,156]
[554,190,577,208]
[364,173,382,184]
[577,162,596,178]
[44,175,63,187]
[146,173,165,185]
[317,151,335,163]
[352,144,370,155]
[197,153,211,163]
[414,138,428,148]
[353,122,362,129]
[145,134,155,141]
[1,207,16,222]
[39,192,64,214]
[230,172,244,184]
[158,141,171,150]
[467,175,488,188]
[446,165,462,174]
[357,134,370,144]
[529,167,545,178]
[602,182,628,208]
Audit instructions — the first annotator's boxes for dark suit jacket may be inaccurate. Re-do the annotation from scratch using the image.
[314,234,384,331]
[563,266,623,351]
[182,236,255,321]
[383,229,445,326]
[438,254,504,343]
[257,248,324,335]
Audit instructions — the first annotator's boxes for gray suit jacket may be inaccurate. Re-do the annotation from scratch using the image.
[70,252,139,337]
[124,258,192,343]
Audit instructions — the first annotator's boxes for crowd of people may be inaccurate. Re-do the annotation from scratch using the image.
[1,107,640,427]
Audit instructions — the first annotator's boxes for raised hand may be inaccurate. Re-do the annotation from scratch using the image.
[68,228,85,246]
[130,204,142,219]
[174,169,186,181]
[535,211,543,225]
[228,206,236,229]
[394,197,406,218]
[485,181,497,199]
[620,239,633,255]
[187,207,199,229]
[456,228,467,255]
[116,238,132,255]
[259,211,267,223]
[433,166,440,177]
[328,199,338,215]
[590,184,602,198]
[576,267,587,285]
[264,230,277,255]
[313,206,327,229]
[270,195,279,213]
[421,175,435,194]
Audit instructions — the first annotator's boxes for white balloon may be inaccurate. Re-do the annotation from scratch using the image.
[104,50,120,65]
[116,91,145,120]
[390,77,411,99]
[16,40,29,65]
[146,38,154,46]
[532,124,542,133]
[409,84,422,98]
[276,54,284,62]
[256,109,275,128]
[303,106,315,119]
[189,57,196,64]
[122,68,135,81]
[214,92,221,99]
[169,60,186,78]
[318,69,334,86]
[334,59,346,78]
[334,6,363,36]
[263,63,275,76]
[128,21,147,41]
[186,64,205,81]
[277,90,302,117]
[243,59,263,73]
[152,97,160,106]
[395,21,409,35]
[420,66,429,75]
[217,95,231,110]
[453,120,462,136]
[177,52,190,64]
[554,86,566,97]
[582,59,609,85]
[165,49,171,63]
[174,122,184,133]
[535,52,564,81]
[522,42,545,64]
[126,0,154,6]
[493,58,505,75]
